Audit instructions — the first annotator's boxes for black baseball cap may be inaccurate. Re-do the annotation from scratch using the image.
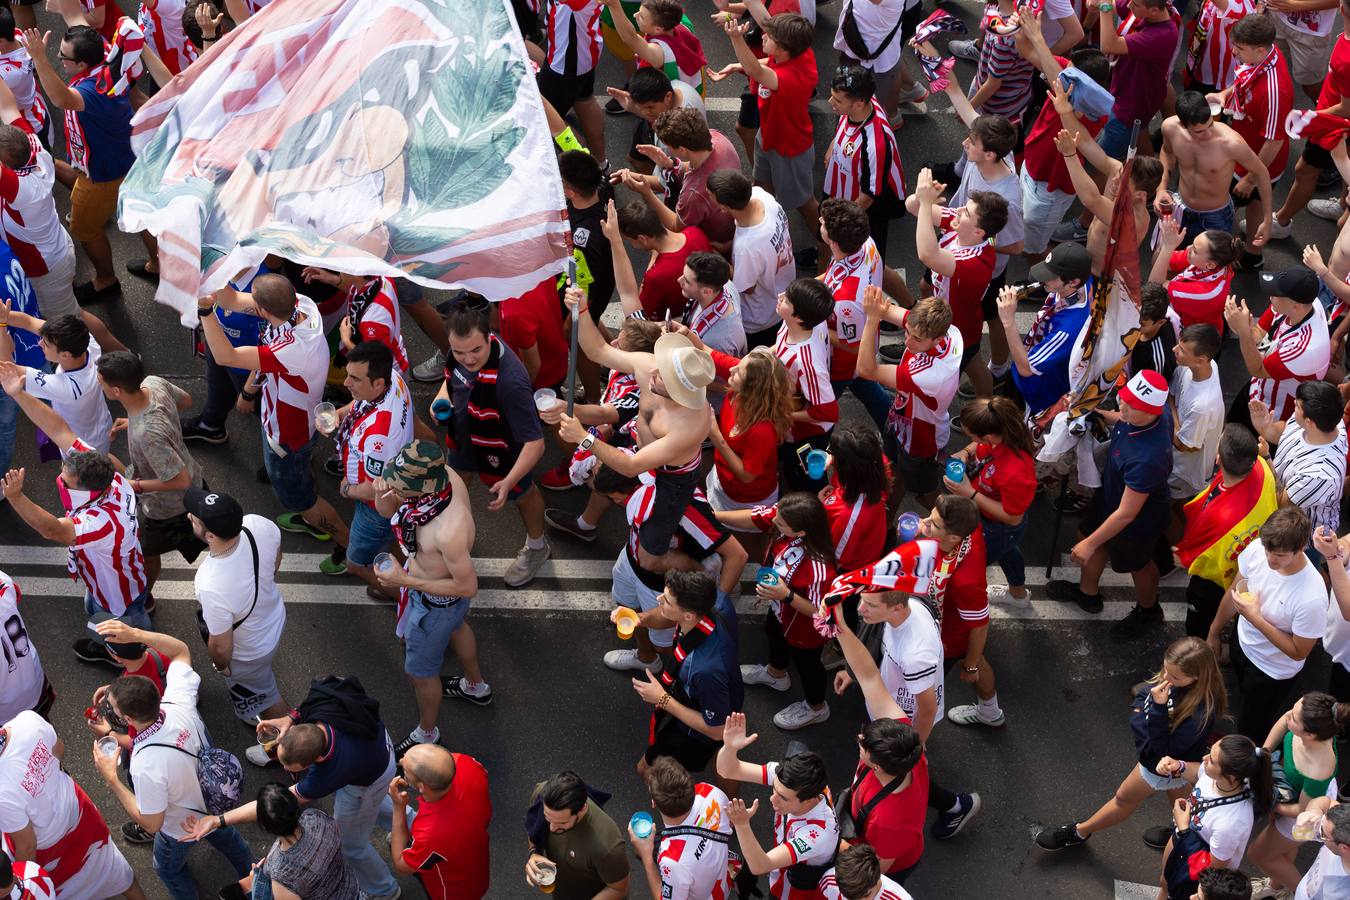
[1260,265,1320,304]
[1029,242,1093,285]
[87,611,145,659]
[183,487,244,539]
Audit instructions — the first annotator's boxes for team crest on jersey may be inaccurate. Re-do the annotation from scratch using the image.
[843,139,858,157]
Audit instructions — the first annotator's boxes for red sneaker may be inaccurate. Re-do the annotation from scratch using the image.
[539,463,575,491]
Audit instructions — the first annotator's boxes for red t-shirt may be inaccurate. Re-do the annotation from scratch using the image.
[1165,249,1232,333]
[1317,34,1350,117]
[758,50,817,157]
[938,526,989,658]
[715,398,780,504]
[80,0,121,42]
[637,227,711,320]
[401,753,492,900]
[1022,75,1107,195]
[931,208,995,349]
[821,480,888,573]
[121,647,169,696]
[850,753,929,872]
[498,277,569,389]
[968,443,1036,520]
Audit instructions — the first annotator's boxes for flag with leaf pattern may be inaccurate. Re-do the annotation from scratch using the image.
[118,0,570,325]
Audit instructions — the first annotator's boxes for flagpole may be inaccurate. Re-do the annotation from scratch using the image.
[565,258,579,416]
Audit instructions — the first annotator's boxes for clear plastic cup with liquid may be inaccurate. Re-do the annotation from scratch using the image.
[372,552,397,577]
[1293,812,1325,842]
[257,724,280,759]
[897,511,921,543]
[613,607,640,639]
[97,735,120,758]
[314,401,339,435]
[629,811,655,839]
[535,859,558,893]
[534,388,558,413]
[1233,576,1254,607]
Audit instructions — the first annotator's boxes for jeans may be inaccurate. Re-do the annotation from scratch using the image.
[1179,199,1235,239]
[86,587,152,632]
[1097,115,1134,161]
[251,869,274,900]
[334,747,400,896]
[0,391,17,479]
[981,517,1027,588]
[831,377,892,430]
[154,827,253,900]
[201,344,250,431]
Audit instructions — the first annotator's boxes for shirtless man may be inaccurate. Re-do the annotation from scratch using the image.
[1051,126,1160,274]
[373,439,488,758]
[1156,91,1273,247]
[558,285,714,572]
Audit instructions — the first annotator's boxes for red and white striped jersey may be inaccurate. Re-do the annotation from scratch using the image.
[888,315,963,459]
[819,871,914,900]
[257,295,329,454]
[760,762,839,900]
[0,48,47,136]
[8,859,57,900]
[138,0,197,76]
[65,439,146,616]
[658,783,733,900]
[1231,47,1294,179]
[340,373,415,506]
[823,238,883,381]
[543,0,603,76]
[0,116,67,278]
[1250,304,1331,421]
[1185,0,1256,89]
[774,322,838,439]
[824,100,904,204]
[350,276,409,373]
[0,571,45,725]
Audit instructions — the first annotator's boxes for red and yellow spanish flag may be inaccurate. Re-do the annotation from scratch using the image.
[1174,460,1278,589]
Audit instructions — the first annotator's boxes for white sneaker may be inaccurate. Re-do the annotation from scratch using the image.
[1309,197,1345,221]
[1249,876,1292,900]
[244,744,273,767]
[503,542,551,587]
[603,648,663,673]
[411,352,446,383]
[947,703,1007,728]
[740,664,791,691]
[949,39,981,61]
[1268,213,1294,240]
[773,700,831,730]
[987,584,1031,608]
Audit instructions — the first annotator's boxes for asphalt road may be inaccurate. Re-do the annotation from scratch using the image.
[0,0,1346,897]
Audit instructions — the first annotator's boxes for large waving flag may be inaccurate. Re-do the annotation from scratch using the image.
[1174,459,1278,589]
[118,0,570,325]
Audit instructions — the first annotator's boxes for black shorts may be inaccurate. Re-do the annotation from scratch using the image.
[1079,501,1162,574]
[884,430,943,496]
[637,467,701,556]
[140,511,207,562]
[739,90,760,130]
[646,722,719,772]
[1303,140,1334,172]
[0,0,41,7]
[980,272,1007,322]
[1231,178,1260,208]
[536,66,596,112]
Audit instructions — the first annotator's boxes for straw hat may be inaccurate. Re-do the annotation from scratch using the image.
[653,332,715,410]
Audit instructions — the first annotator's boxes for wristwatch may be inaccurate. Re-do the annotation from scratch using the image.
[197,305,213,318]
[578,433,596,451]
[1098,1,1114,10]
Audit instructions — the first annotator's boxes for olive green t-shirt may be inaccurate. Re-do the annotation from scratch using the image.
[534,790,629,900]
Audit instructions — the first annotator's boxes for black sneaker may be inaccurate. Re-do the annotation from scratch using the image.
[121,821,155,844]
[442,675,494,706]
[181,416,228,445]
[393,731,439,761]
[544,508,598,542]
[1142,825,1171,849]
[1035,823,1088,851]
[879,319,900,333]
[1238,251,1265,272]
[1110,603,1164,641]
[931,792,980,839]
[605,96,628,116]
[73,638,120,668]
[1046,579,1103,614]
[1052,490,1092,513]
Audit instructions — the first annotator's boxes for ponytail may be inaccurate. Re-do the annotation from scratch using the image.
[1200,229,1244,270]
[1217,734,1274,821]
[1298,691,1350,741]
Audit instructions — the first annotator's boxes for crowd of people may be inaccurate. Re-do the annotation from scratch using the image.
[1,0,1350,896]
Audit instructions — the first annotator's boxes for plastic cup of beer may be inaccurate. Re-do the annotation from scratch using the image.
[314,401,338,435]
[1233,577,1253,606]
[614,607,640,640]
[96,735,119,758]
[534,388,558,413]
[257,724,280,759]
[372,552,397,577]
[1293,812,1324,842]
[535,859,558,893]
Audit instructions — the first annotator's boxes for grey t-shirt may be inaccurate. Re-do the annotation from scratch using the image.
[127,376,202,521]
[952,155,1025,278]
[264,808,364,899]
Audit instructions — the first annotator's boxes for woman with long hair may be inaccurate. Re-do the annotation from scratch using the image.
[716,493,838,732]
[1247,692,1349,896]
[943,397,1037,607]
[706,348,794,565]
[823,426,893,575]
[1036,637,1228,851]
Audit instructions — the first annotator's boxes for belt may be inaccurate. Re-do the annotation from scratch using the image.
[414,592,460,609]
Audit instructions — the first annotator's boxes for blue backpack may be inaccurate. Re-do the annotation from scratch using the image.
[140,721,244,816]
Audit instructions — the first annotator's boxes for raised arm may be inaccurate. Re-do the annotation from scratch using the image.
[95,620,192,667]
[835,609,908,722]
[602,0,666,68]
[599,200,644,317]
[1055,130,1114,221]
[715,712,770,783]
[22,30,84,111]
[562,285,647,374]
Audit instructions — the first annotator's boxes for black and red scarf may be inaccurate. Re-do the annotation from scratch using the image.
[391,484,454,556]
[454,335,514,478]
[650,614,717,742]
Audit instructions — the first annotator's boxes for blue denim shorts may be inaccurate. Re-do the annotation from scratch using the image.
[1097,115,1133,162]
[261,430,318,512]
[346,501,392,567]
[404,590,470,678]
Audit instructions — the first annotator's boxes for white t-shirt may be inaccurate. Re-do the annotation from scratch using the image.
[833,0,909,74]
[731,188,794,334]
[128,661,208,841]
[24,336,113,455]
[1277,6,1338,37]
[1168,363,1224,498]
[952,160,1025,277]
[0,571,44,723]
[1272,417,1348,538]
[760,762,840,900]
[820,871,914,900]
[1190,769,1255,865]
[1295,843,1350,899]
[1324,565,1350,667]
[195,515,286,662]
[0,711,78,849]
[1236,541,1328,679]
[876,601,945,726]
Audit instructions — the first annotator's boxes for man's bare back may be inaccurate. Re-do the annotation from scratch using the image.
[1087,196,1151,274]
[408,470,475,595]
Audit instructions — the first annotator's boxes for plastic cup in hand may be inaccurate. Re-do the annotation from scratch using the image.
[431,398,452,423]
[534,388,558,413]
[372,553,396,577]
[1233,576,1254,606]
[945,459,966,483]
[897,511,921,543]
[805,449,828,481]
[257,724,280,758]
[630,811,655,839]
[756,566,781,589]
[614,607,640,639]
[1293,813,1324,842]
[1209,100,1222,118]
[96,735,119,758]
[535,860,558,893]
[314,402,338,435]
